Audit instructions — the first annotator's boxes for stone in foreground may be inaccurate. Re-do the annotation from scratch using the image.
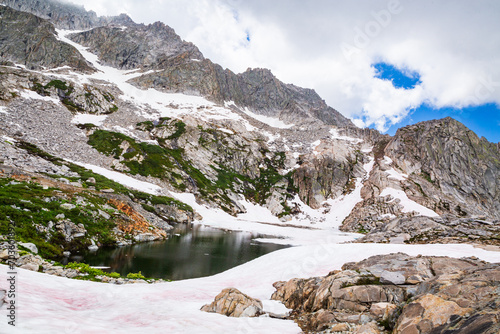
[201,288,263,317]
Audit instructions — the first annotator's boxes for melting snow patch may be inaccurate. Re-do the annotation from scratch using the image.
[330,128,363,143]
[20,90,60,104]
[242,107,294,129]
[380,187,439,217]
[71,114,107,126]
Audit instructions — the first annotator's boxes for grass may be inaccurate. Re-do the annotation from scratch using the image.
[0,178,117,258]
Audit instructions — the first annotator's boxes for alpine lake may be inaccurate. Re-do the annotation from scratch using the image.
[65,224,289,281]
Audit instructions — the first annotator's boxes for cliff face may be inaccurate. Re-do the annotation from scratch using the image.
[386,117,500,220]
[0,6,93,71]
[68,23,204,70]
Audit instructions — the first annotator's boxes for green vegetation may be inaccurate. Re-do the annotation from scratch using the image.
[127,271,146,280]
[88,124,294,214]
[16,140,63,165]
[167,121,186,140]
[76,123,97,130]
[421,171,435,184]
[136,121,154,132]
[341,274,381,288]
[108,104,118,113]
[0,178,116,258]
[65,262,120,280]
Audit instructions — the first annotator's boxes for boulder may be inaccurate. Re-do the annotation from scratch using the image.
[201,288,263,317]
[19,242,38,254]
[20,263,39,271]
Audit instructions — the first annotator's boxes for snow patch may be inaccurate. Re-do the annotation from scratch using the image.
[19,90,60,104]
[67,161,163,195]
[242,107,294,129]
[330,128,363,143]
[71,114,107,126]
[380,187,439,217]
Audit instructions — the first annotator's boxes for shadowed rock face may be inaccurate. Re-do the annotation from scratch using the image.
[0,6,94,71]
[271,253,500,333]
[68,23,204,70]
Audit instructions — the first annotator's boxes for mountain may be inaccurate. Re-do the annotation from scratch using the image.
[0,0,498,258]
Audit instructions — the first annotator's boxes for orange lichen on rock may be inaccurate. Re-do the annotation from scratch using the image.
[108,199,167,238]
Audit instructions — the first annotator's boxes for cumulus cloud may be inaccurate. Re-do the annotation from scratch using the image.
[67,0,500,131]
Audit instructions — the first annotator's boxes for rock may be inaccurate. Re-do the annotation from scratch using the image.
[354,322,382,334]
[0,6,94,71]
[133,233,158,242]
[380,270,406,285]
[86,177,96,184]
[370,302,397,320]
[88,245,98,252]
[329,323,350,332]
[19,242,38,254]
[20,263,39,271]
[395,294,472,333]
[55,213,65,220]
[0,249,10,260]
[62,251,71,257]
[0,289,5,307]
[310,309,336,331]
[271,254,500,333]
[201,288,263,317]
[98,209,111,220]
[101,188,115,193]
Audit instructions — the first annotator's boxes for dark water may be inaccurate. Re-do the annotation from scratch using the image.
[74,224,288,280]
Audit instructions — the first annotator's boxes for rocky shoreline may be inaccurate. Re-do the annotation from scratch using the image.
[202,253,500,334]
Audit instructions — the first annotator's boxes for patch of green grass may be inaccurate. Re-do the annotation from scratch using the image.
[76,123,97,130]
[45,80,69,91]
[65,262,121,279]
[127,271,146,280]
[107,104,118,113]
[16,140,62,165]
[167,121,186,140]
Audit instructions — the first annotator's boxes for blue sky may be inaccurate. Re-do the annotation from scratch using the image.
[373,62,500,143]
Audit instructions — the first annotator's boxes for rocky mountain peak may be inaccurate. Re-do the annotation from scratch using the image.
[0,0,135,29]
[385,116,500,220]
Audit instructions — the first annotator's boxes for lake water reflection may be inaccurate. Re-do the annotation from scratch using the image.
[80,224,288,280]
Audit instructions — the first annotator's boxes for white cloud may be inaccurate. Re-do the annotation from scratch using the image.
[66,0,500,131]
